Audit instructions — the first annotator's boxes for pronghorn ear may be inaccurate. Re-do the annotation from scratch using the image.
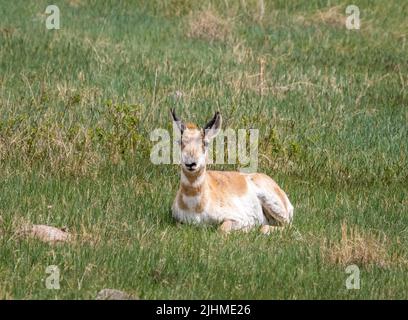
[170,108,185,134]
[204,112,222,140]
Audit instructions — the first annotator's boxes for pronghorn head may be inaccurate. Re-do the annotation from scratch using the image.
[171,109,222,174]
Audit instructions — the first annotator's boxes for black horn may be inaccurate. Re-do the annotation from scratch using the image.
[204,112,221,130]
[170,108,186,133]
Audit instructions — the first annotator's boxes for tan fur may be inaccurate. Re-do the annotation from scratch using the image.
[185,122,198,129]
[177,185,208,213]
[207,171,248,205]
[178,168,250,215]
[177,195,189,211]
[180,182,203,196]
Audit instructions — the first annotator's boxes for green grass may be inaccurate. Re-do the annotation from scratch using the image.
[0,0,407,299]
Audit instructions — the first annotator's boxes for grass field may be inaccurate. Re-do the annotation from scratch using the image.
[0,0,407,299]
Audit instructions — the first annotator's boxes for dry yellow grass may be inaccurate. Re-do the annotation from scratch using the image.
[187,9,232,42]
[323,222,392,268]
[311,5,345,27]
[294,6,344,28]
[294,6,345,28]
[68,0,82,8]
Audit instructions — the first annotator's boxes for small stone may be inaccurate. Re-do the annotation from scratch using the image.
[95,289,138,300]
[19,224,71,243]
[172,90,184,100]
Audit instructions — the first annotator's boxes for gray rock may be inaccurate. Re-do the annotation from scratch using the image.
[95,289,139,300]
[19,224,71,243]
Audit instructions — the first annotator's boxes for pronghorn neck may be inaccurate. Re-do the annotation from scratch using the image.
[178,166,209,213]
[180,166,207,190]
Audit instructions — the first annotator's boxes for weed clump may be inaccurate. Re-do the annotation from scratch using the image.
[187,9,232,42]
[0,102,148,177]
[322,222,398,268]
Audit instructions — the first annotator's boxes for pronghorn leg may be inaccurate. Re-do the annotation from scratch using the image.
[249,173,294,226]
[260,225,284,235]
[219,220,234,234]
[259,194,293,226]
[219,220,248,234]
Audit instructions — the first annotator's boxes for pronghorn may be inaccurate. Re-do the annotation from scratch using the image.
[170,109,294,234]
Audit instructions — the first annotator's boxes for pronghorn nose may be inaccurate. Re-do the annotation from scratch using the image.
[185,162,197,169]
